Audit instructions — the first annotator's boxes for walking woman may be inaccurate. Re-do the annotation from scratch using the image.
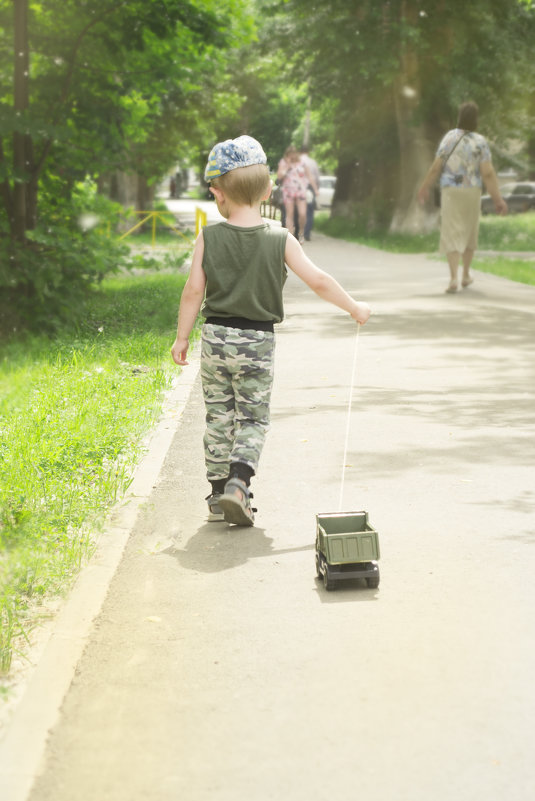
[277,146,317,243]
[418,101,507,293]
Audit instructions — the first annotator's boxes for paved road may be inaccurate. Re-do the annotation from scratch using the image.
[166,196,225,226]
[3,234,535,800]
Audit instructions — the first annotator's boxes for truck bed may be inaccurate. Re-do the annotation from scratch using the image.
[316,511,380,564]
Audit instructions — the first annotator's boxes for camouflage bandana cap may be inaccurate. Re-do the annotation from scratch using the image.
[205,135,267,181]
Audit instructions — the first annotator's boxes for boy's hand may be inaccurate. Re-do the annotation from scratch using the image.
[352,302,371,325]
[171,338,190,365]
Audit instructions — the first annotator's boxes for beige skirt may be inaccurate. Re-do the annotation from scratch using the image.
[440,186,482,254]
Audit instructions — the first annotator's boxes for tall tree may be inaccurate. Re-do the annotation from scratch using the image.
[0,0,256,327]
[0,0,254,240]
[12,0,29,239]
[275,0,535,232]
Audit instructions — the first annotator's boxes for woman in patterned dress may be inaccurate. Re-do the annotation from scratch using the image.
[277,146,317,243]
[418,102,507,293]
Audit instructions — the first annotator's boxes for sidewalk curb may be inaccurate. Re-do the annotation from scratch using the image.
[0,354,200,801]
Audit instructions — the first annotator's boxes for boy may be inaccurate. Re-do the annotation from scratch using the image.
[171,135,370,527]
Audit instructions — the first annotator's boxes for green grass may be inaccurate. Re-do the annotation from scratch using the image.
[479,213,535,252]
[315,211,535,285]
[316,210,535,254]
[0,267,197,674]
[472,256,535,285]
[124,229,194,248]
[315,214,437,252]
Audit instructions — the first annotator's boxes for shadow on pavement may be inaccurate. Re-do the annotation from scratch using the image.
[164,523,313,573]
[312,575,381,604]
[285,301,535,349]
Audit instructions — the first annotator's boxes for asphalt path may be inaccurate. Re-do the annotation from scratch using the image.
[2,230,535,800]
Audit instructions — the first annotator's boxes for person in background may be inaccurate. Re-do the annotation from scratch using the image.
[300,144,320,241]
[418,101,507,293]
[277,146,318,244]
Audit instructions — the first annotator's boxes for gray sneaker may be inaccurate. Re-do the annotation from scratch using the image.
[219,478,256,527]
[205,492,224,522]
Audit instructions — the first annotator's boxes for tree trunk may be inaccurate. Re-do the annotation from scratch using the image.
[26,136,38,230]
[109,172,138,206]
[13,0,30,241]
[389,1,438,234]
[528,90,535,180]
[389,80,438,234]
[136,175,154,212]
[331,87,398,231]
[0,140,13,225]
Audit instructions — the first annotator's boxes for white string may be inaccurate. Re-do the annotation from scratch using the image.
[338,324,360,511]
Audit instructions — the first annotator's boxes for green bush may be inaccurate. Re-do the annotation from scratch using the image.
[0,178,129,333]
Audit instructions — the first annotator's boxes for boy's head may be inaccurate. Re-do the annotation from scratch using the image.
[204,135,271,206]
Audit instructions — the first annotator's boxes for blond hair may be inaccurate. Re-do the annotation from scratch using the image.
[212,163,271,206]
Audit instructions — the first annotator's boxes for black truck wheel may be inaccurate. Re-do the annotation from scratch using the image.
[315,554,322,578]
[323,571,335,591]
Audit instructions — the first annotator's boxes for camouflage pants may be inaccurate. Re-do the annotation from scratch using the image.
[201,324,275,481]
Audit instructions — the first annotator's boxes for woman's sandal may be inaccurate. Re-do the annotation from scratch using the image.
[445,282,458,294]
[219,478,256,527]
[462,277,474,288]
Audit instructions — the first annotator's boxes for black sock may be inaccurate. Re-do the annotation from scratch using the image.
[228,462,254,487]
[210,478,228,495]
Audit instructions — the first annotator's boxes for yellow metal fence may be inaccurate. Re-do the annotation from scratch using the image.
[118,207,207,247]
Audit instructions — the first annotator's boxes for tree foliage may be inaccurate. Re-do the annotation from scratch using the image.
[1,0,535,329]
[0,0,255,328]
[272,0,535,231]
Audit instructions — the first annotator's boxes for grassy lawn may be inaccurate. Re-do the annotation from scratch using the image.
[315,211,535,285]
[315,213,439,253]
[0,267,197,674]
[128,231,194,248]
[478,212,535,252]
[471,255,535,285]
[123,227,195,249]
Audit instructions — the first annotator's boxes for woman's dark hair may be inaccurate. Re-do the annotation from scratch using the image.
[457,101,479,132]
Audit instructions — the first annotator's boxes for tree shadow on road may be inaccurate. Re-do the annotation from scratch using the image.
[283,296,535,349]
[273,297,535,481]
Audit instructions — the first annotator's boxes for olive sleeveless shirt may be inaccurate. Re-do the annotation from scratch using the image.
[202,222,288,323]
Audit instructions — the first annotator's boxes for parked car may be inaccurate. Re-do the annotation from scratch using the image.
[317,175,336,208]
[481,181,535,214]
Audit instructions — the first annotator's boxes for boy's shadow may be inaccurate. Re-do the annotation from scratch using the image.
[163,523,313,574]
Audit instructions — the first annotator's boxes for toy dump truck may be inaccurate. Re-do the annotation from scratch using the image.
[315,511,380,591]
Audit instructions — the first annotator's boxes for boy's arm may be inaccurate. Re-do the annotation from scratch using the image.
[171,232,207,365]
[284,234,371,325]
